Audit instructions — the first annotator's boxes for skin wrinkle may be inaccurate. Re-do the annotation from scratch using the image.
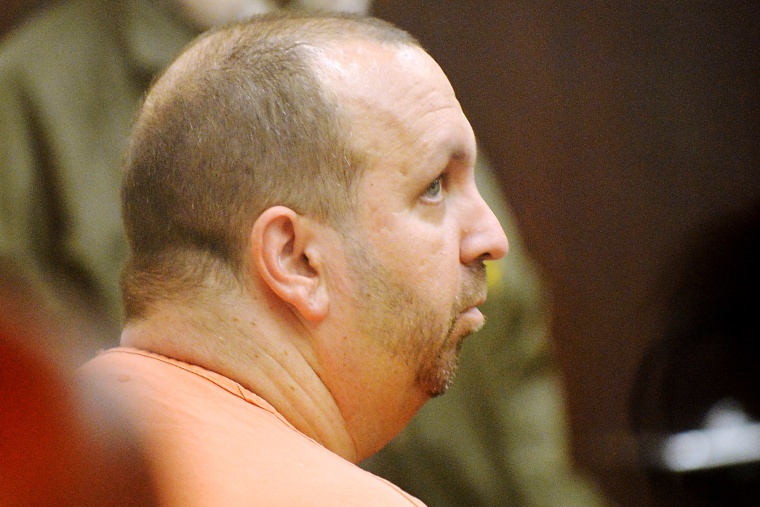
[268,350,334,444]
[157,292,343,449]
[222,309,350,452]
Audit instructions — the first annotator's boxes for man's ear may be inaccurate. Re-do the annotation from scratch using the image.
[249,206,328,322]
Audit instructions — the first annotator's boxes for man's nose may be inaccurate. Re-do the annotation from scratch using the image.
[460,191,509,264]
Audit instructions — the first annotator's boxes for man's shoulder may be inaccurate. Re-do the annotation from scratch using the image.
[76,346,306,460]
[78,347,426,506]
[78,347,252,409]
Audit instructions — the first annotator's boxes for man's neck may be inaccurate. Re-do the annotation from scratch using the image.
[119,293,359,462]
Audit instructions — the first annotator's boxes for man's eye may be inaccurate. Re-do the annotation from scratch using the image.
[423,176,443,201]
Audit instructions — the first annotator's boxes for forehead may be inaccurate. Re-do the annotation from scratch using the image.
[318,40,475,175]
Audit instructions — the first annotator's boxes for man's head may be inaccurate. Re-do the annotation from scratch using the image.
[121,12,508,460]
[121,13,416,317]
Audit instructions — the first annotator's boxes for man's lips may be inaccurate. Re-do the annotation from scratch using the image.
[456,305,485,333]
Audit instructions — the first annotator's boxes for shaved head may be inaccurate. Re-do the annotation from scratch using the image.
[120,13,418,319]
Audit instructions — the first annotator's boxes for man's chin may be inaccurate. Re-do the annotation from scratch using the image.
[419,339,465,398]
[420,308,486,397]
[417,357,457,398]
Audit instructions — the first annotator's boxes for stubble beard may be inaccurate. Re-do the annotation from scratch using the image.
[344,237,487,397]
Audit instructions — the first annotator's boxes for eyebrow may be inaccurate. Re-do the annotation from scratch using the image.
[447,144,476,168]
[450,148,468,162]
[423,137,475,176]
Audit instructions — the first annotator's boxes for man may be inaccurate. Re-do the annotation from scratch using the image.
[79,12,508,506]
[1,1,605,504]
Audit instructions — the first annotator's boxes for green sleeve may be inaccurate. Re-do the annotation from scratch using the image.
[0,60,53,279]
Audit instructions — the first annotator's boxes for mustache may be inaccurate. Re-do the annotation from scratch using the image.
[457,261,488,313]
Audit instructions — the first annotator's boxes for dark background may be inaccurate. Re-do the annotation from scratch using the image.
[371,2,760,506]
[3,2,760,506]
